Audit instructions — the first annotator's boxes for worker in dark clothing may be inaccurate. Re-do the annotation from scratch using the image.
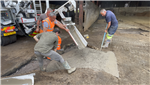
[100,9,118,48]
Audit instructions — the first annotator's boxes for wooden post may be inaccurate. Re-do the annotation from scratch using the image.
[79,1,83,32]
[97,0,99,7]
[75,1,78,24]
[92,0,95,4]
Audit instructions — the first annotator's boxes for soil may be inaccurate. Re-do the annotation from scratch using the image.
[134,11,150,17]
[34,68,119,85]
[34,15,149,84]
[1,14,150,85]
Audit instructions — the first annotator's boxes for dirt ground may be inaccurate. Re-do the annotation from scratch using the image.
[1,14,150,85]
[1,36,36,76]
[32,16,150,85]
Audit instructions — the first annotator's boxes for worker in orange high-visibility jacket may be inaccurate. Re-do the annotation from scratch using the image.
[40,12,69,33]
[36,8,53,33]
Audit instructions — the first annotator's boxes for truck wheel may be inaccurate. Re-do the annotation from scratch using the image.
[1,36,10,46]
[9,35,17,44]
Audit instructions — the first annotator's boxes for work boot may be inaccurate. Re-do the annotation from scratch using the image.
[68,67,76,74]
[102,42,110,48]
[40,67,46,72]
[62,61,76,74]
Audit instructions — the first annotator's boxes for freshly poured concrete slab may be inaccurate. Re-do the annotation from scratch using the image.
[1,73,35,85]
[46,48,119,78]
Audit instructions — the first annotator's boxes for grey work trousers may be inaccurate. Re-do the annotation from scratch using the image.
[34,50,65,70]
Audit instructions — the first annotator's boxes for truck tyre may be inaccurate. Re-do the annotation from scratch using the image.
[1,36,10,46]
[9,35,17,44]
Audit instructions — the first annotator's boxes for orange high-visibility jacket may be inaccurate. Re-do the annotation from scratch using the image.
[57,36,61,50]
[40,17,55,33]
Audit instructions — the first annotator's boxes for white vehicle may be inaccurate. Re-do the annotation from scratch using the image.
[2,0,36,35]
[1,0,87,48]
[1,0,37,45]
[53,0,88,49]
[1,5,17,46]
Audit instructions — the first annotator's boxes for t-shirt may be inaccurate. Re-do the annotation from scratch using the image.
[105,10,118,26]
[38,14,47,21]
[43,20,57,28]
[34,32,58,54]
[38,14,47,29]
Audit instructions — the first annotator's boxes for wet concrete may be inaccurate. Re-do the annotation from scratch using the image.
[46,47,119,78]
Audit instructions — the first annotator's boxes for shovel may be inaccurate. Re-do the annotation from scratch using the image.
[100,24,108,51]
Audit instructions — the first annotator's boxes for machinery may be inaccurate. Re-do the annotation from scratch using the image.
[3,0,36,34]
[1,0,37,46]
[54,0,87,49]
[1,5,18,46]
[33,0,88,49]
[1,0,87,49]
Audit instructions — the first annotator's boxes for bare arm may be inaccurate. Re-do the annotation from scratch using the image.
[36,20,40,32]
[55,20,69,32]
[54,49,57,52]
[105,22,111,33]
[33,33,42,42]
[43,26,48,32]
[33,36,39,42]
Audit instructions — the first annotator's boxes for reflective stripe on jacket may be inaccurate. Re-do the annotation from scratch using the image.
[40,17,55,33]
[57,36,61,50]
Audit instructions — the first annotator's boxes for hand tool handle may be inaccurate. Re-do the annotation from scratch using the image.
[100,24,108,51]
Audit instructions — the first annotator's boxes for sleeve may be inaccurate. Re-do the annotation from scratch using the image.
[36,33,43,39]
[106,15,111,23]
[54,20,57,24]
[53,36,58,49]
[43,22,49,28]
[38,15,42,21]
